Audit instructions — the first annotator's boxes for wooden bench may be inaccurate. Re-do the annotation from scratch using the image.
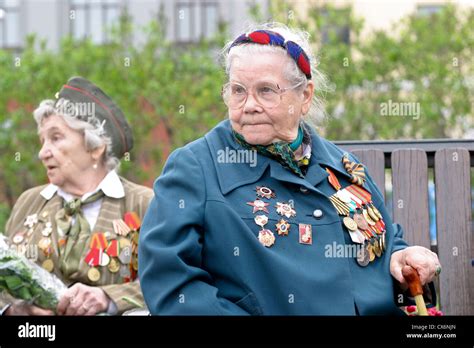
[335,139,474,315]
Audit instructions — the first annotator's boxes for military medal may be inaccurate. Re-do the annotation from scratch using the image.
[343,217,358,231]
[120,264,131,278]
[119,246,132,264]
[373,238,382,257]
[258,229,275,247]
[275,202,296,218]
[108,257,120,273]
[99,252,110,266]
[42,259,54,273]
[12,231,25,244]
[298,223,312,245]
[247,199,270,214]
[24,214,38,229]
[356,245,370,267]
[362,209,376,226]
[132,257,139,271]
[275,219,290,236]
[348,230,364,244]
[38,237,52,251]
[119,238,131,249]
[113,219,131,237]
[105,239,119,257]
[342,154,366,187]
[87,267,101,282]
[124,212,141,231]
[256,186,276,199]
[254,215,268,227]
[40,221,52,236]
[353,213,369,231]
[90,232,108,249]
[367,243,375,262]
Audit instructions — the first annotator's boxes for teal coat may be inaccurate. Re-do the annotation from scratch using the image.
[139,120,409,315]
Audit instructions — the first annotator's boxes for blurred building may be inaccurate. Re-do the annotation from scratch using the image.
[2,0,474,52]
[0,0,269,51]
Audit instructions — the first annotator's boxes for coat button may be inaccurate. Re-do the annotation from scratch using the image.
[313,209,323,219]
[299,187,308,193]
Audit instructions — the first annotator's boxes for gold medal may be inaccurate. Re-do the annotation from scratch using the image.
[367,206,379,222]
[38,237,52,251]
[108,257,120,273]
[362,209,376,226]
[119,238,131,249]
[132,256,139,271]
[87,267,101,282]
[343,217,358,231]
[367,243,375,262]
[373,239,382,257]
[275,219,290,236]
[42,259,54,272]
[372,205,383,219]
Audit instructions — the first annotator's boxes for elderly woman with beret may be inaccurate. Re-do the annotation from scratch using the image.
[139,24,441,315]
[1,77,153,315]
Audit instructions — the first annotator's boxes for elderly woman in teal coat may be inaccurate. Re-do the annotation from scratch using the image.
[138,23,441,315]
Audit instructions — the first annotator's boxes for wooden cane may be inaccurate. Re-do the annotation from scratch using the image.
[402,265,428,316]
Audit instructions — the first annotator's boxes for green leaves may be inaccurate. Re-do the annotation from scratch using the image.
[0,242,67,310]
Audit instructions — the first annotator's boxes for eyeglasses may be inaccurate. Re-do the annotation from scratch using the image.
[221,81,305,109]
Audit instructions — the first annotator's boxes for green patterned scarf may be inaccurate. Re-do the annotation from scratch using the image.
[55,190,105,278]
[232,123,312,178]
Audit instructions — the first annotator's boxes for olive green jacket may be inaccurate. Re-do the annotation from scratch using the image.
[1,177,153,314]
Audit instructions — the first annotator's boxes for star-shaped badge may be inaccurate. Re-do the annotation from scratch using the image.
[276,219,290,236]
[247,199,270,214]
[24,214,38,229]
[256,186,276,199]
[275,202,296,218]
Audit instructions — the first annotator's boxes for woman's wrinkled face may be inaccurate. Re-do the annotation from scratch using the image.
[38,114,94,189]
[228,52,313,145]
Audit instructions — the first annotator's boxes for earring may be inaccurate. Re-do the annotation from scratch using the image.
[93,163,98,169]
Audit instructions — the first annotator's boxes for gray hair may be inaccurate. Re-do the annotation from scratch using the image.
[220,22,330,127]
[33,99,120,172]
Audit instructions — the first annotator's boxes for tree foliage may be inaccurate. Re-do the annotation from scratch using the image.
[0,4,472,229]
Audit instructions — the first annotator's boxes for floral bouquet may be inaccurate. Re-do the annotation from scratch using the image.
[405,305,443,316]
[0,235,67,310]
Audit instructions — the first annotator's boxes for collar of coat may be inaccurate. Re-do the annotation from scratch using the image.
[205,120,373,196]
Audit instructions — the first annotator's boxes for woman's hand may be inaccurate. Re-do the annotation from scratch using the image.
[4,301,55,316]
[390,246,441,288]
[56,283,110,316]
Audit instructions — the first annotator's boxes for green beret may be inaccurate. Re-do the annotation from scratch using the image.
[55,76,133,159]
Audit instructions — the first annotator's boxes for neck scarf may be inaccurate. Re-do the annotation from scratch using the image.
[55,190,104,278]
[233,124,312,178]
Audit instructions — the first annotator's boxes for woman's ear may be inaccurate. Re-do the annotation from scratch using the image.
[91,144,107,163]
[301,81,314,115]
